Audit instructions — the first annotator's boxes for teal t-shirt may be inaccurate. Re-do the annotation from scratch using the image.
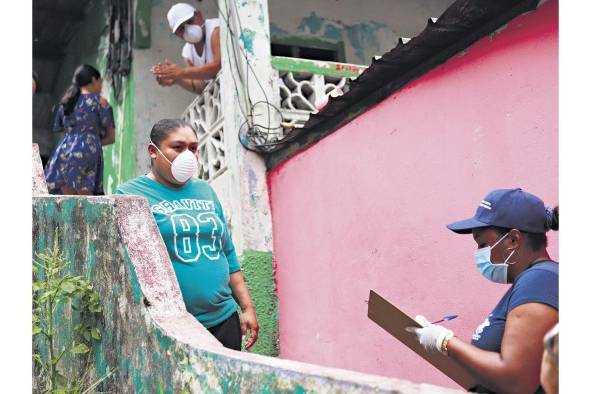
[115,175,240,328]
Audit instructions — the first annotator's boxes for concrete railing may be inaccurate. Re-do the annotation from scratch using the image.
[271,56,367,131]
[182,74,226,182]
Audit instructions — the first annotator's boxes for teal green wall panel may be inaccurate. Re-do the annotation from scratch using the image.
[240,251,279,356]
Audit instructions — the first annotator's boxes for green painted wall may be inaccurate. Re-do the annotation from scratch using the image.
[32,197,201,393]
[102,71,137,194]
[239,251,279,356]
[52,0,136,194]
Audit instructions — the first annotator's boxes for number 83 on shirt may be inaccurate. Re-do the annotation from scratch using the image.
[171,211,224,263]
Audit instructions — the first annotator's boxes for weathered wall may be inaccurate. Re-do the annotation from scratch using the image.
[269,0,455,65]
[132,0,219,176]
[31,193,460,394]
[47,0,136,193]
[101,70,137,194]
[268,1,558,389]
[214,0,280,359]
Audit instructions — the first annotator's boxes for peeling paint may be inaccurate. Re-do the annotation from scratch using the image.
[240,28,257,56]
[345,22,386,63]
[324,24,343,41]
[247,167,258,196]
[298,12,324,35]
[291,12,394,63]
[258,3,265,25]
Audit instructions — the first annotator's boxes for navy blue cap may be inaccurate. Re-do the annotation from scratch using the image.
[447,188,550,234]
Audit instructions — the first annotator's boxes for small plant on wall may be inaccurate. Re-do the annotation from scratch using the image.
[33,233,114,393]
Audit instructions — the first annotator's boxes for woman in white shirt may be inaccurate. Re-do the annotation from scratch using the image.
[152,3,221,94]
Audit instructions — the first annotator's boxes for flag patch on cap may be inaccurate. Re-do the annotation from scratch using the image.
[479,200,492,210]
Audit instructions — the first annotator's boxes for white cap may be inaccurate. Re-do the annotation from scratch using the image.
[167,3,196,33]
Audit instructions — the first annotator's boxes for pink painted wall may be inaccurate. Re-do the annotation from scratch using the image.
[268,0,557,389]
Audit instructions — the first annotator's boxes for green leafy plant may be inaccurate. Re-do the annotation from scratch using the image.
[33,234,113,393]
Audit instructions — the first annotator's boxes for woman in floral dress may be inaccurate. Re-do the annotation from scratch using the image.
[45,64,116,195]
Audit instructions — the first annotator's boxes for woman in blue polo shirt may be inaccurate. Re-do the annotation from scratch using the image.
[116,118,258,350]
[407,188,558,393]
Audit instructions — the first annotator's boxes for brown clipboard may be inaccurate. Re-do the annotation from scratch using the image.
[367,290,477,390]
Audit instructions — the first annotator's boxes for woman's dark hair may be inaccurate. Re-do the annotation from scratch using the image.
[149,118,196,147]
[492,206,559,251]
[60,64,101,116]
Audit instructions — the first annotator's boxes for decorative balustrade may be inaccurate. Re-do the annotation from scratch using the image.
[271,56,367,131]
[182,74,226,182]
[181,58,367,164]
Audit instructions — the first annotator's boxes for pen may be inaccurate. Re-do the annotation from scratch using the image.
[430,314,459,324]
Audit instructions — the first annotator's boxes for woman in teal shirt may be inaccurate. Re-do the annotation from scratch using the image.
[116,118,258,350]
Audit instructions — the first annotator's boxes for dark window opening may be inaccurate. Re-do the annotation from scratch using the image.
[271,43,339,62]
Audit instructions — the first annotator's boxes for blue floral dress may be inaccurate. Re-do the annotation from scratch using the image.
[45,93,115,194]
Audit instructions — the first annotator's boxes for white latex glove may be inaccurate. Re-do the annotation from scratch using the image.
[405,315,454,354]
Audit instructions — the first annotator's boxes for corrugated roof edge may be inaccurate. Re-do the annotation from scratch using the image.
[265,0,542,170]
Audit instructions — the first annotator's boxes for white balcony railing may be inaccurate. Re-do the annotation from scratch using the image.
[182,58,367,164]
[182,74,226,182]
[272,56,367,131]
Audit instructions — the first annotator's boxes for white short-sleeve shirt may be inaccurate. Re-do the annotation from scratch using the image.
[181,18,220,67]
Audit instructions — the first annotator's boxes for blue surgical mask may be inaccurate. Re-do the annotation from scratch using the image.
[474,232,516,284]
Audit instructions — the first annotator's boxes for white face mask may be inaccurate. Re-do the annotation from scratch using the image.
[183,24,203,43]
[474,232,516,284]
[150,142,198,183]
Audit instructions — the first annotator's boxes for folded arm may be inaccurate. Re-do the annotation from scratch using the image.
[154,28,221,82]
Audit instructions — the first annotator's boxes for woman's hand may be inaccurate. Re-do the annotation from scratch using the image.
[101,126,115,146]
[406,315,454,354]
[240,306,259,350]
[229,271,259,350]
